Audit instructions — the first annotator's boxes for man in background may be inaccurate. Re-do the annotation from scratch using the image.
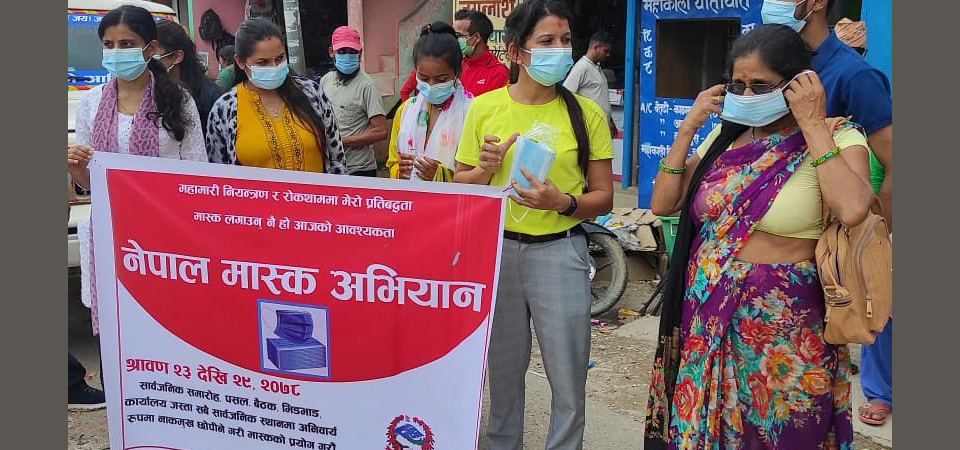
[400,9,509,100]
[320,26,389,177]
[763,0,894,427]
[563,31,617,137]
[215,44,236,90]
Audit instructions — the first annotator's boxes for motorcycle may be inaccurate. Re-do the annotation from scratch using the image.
[581,221,629,317]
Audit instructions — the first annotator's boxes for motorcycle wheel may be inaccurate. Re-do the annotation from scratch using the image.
[586,232,629,317]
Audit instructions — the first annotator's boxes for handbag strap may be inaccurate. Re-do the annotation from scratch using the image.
[818,193,848,302]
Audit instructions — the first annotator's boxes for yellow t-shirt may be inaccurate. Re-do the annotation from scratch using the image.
[386,99,451,182]
[695,125,868,239]
[455,87,614,235]
[235,83,324,172]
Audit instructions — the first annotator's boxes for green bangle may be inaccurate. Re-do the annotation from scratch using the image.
[811,146,843,167]
[659,159,685,175]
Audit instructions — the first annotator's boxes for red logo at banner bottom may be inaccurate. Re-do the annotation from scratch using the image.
[108,170,503,382]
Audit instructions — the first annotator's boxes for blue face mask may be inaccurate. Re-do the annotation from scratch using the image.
[761,0,811,32]
[334,53,360,75]
[416,79,456,105]
[249,62,289,90]
[521,47,574,87]
[720,89,790,128]
[102,46,149,81]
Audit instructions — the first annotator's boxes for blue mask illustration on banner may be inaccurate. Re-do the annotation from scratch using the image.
[334,53,361,75]
[274,310,314,342]
[266,309,327,371]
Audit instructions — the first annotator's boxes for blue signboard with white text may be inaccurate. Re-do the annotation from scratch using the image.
[637,0,761,208]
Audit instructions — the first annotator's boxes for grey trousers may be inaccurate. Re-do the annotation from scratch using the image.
[486,234,592,450]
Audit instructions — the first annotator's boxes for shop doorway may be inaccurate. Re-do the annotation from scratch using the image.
[298,0,348,77]
[655,19,740,100]
[565,0,628,90]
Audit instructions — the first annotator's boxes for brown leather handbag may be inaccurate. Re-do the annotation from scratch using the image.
[815,198,892,345]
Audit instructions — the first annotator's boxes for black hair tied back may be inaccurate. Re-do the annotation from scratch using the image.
[504,0,591,178]
[413,21,462,77]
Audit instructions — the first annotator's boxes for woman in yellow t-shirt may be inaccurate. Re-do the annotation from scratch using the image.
[387,22,472,182]
[643,25,875,449]
[205,18,346,174]
[452,1,613,447]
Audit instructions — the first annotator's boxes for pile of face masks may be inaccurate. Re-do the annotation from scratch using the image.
[265,309,327,371]
[507,137,556,196]
[506,121,560,197]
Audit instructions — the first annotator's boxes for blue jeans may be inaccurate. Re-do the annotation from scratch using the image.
[860,319,892,406]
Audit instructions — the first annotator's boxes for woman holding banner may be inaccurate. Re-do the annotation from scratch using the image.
[205,18,347,174]
[453,1,614,448]
[387,22,472,182]
[66,5,208,337]
[67,5,207,190]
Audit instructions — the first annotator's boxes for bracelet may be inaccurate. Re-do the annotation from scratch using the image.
[559,193,578,216]
[658,159,685,175]
[811,146,843,167]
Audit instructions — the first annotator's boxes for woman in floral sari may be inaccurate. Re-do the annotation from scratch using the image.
[644,25,875,449]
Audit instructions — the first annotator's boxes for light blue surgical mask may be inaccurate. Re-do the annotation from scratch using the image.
[720,70,813,127]
[249,62,289,90]
[334,53,360,75]
[416,79,456,105]
[761,0,812,32]
[102,46,149,81]
[521,47,574,87]
[721,89,790,127]
[506,136,556,223]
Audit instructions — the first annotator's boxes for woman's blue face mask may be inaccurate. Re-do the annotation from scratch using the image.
[102,46,149,81]
[520,47,574,87]
[720,70,814,127]
[720,89,791,127]
[416,79,456,105]
[248,62,289,90]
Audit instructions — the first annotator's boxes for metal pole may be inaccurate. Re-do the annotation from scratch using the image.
[282,0,307,76]
[621,0,638,189]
